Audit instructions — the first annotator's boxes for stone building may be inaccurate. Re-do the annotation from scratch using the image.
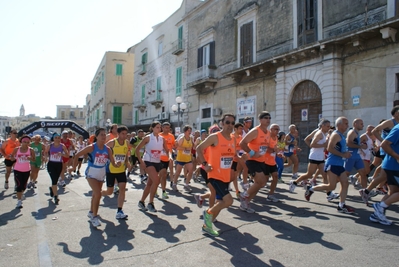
[183,0,399,161]
[86,51,135,133]
[131,0,203,132]
[56,105,86,126]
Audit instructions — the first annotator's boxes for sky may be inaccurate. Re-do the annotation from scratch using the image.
[0,0,183,118]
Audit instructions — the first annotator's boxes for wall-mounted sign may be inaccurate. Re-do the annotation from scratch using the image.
[237,97,255,116]
[352,95,360,106]
[301,109,308,121]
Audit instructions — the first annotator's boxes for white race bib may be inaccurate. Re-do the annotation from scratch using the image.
[220,157,233,169]
[259,146,268,155]
[50,152,62,162]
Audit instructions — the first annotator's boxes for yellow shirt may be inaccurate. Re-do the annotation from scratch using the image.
[176,137,193,162]
[109,138,128,173]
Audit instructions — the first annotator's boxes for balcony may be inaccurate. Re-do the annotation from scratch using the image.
[138,64,147,75]
[134,101,147,112]
[148,91,163,109]
[171,39,185,55]
[187,65,218,93]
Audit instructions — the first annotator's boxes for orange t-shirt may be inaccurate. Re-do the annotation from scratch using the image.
[232,133,242,162]
[4,138,20,159]
[264,136,278,166]
[159,132,175,162]
[247,126,270,162]
[207,132,236,182]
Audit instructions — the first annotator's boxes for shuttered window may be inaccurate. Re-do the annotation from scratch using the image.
[197,41,215,68]
[297,0,317,46]
[240,21,253,67]
[156,77,162,100]
[141,85,145,105]
[178,26,183,49]
[116,64,123,76]
[113,106,122,124]
[176,67,182,95]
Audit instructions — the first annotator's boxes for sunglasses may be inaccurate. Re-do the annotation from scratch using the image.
[224,120,235,125]
[271,128,280,131]
[260,116,271,120]
[11,132,17,134]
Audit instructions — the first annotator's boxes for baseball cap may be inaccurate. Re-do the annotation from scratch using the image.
[200,129,207,134]
[62,130,68,135]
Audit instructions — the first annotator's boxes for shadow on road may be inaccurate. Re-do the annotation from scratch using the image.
[141,212,185,243]
[58,218,134,265]
[0,207,22,226]
[31,200,62,220]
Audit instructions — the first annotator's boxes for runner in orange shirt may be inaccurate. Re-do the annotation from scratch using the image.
[159,122,175,199]
[0,129,20,190]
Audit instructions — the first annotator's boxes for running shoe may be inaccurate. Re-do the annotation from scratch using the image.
[87,211,94,220]
[140,175,148,184]
[367,176,373,183]
[184,183,192,192]
[202,224,219,236]
[337,204,355,214]
[60,180,66,188]
[358,189,369,204]
[91,216,101,227]
[368,190,378,198]
[240,182,249,191]
[376,187,387,195]
[4,181,9,190]
[54,197,60,205]
[236,191,241,199]
[349,175,356,185]
[369,212,392,225]
[288,180,296,193]
[239,196,255,213]
[292,173,299,179]
[147,202,157,212]
[310,179,317,187]
[172,183,178,191]
[116,210,128,220]
[194,194,203,208]
[304,186,314,201]
[266,195,280,202]
[113,185,119,194]
[16,200,23,209]
[372,203,392,225]
[278,178,285,183]
[203,209,213,228]
[27,181,32,189]
[138,201,147,211]
[49,187,54,197]
[326,192,340,202]
[162,192,169,200]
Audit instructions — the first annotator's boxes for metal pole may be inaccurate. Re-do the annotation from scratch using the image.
[177,104,181,129]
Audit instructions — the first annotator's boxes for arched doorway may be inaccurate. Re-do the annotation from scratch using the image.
[291,80,322,163]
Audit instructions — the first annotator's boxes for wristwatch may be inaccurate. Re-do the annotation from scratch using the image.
[202,161,207,166]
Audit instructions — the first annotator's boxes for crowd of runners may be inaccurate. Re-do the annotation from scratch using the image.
[1,107,399,236]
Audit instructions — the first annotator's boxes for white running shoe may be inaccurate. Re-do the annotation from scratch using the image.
[91,216,101,227]
[289,180,296,193]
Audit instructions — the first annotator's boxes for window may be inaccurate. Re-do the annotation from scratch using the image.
[70,111,75,119]
[142,52,147,67]
[113,106,122,124]
[80,111,83,118]
[135,110,139,124]
[197,41,215,68]
[178,26,183,49]
[158,42,163,56]
[156,77,162,100]
[101,72,104,84]
[61,111,65,119]
[141,85,146,105]
[116,64,123,76]
[176,67,182,95]
[96,109,99,123]
[240,22,253,66]
[297,0,317,46]
[202,108,211,118]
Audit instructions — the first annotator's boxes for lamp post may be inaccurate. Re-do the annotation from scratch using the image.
[171,96,187,132]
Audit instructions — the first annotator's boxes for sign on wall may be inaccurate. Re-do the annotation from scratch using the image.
[237,97,255,116]
[301,109,308,121]
[352,95,360,106]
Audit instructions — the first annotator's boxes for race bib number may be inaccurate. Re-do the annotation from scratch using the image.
[34,148,40,157]
[183,149,191,155]
[259,146,268,155]
[94,156,108,166]
[220,157,233,169]
[161,149,167,156]
[17,155,29,164]
[115,154,125,162]
[151,150,161,159]
[289,146,294,153]
[50,152,61,162]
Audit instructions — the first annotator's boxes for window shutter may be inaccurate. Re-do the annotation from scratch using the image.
[156,77,161,100]
[176,67,182,95]
[178,26,183,49]
[197,47,203,68]
[209,41,215,66]
[241,22,253,66]
[141,85,145,104]
[113,106,122,124]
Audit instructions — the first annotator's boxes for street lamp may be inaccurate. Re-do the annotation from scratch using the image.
[171,96,187,131]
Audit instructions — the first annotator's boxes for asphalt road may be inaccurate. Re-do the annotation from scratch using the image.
[0,162,398,267]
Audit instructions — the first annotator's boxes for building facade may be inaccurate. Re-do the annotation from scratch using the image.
[86,51,135,133]
[182,0,399,161]
[131,0,203,132]
[56,105,86,126]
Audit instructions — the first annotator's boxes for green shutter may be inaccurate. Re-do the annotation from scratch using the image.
[116,64,123,76]
[156,77,161,100]
[135,110,139,124]
[178,26,183,49]
[176,67,182,95]
[141,85,145,104]
[113,106,122,124]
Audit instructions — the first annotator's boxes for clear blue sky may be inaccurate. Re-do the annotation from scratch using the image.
[0,0,183,118]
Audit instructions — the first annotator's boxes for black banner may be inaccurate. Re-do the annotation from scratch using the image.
[18,120,89,139]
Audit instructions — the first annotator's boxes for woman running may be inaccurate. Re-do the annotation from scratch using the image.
[45,133,69,205]
[73,128,119,227]
[136,121,169,212]
[10,135,35,208]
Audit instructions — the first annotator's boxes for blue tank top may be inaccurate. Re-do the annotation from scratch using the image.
[87,143,109,169]
[380,118,398,155]
[348,130,361,159]
[325,130,347,166]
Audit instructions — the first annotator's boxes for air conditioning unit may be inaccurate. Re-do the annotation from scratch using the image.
[212,108,222,116]
[157,113,162,120]
[161,112,169,119]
